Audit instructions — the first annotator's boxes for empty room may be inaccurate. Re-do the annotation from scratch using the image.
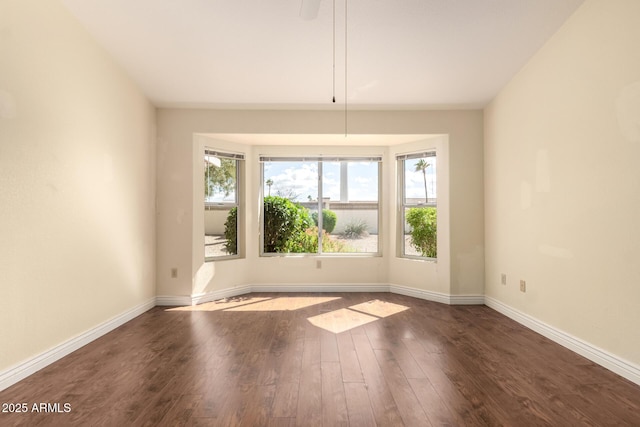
[1,0,639,425]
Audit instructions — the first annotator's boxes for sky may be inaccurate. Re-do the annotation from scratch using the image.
[403,157,438,202]
[205,157,437,203]
[263,158,437,202]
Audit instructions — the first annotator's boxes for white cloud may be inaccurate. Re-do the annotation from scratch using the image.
[265,163,319,200]
[263,161,383,202]
[405,173,437,199]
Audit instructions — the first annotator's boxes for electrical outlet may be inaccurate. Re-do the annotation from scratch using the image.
[520,280,526,293]
[501,273,507,285]
[316,260,322,269]
[171,268,178,278]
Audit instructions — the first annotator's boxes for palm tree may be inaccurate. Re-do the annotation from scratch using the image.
[266,178,273,196]
[414,159,430,203]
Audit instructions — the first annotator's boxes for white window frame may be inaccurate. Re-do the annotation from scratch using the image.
[204,149,244,261]
[397,150,437,260]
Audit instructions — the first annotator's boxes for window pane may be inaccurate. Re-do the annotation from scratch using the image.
[323,161,379,254]
[263,161,318,254]
[348,161,380,202]
[399,153,437,259]
[404,156,437,205]
[205,206,237,257]
[204,154,239,260]
[261,159,380,255]
[264,161,318,202]
[403,206,437,258]
[205,157,237,203]
[322,162,341,201]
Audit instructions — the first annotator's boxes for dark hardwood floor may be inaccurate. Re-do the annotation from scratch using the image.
[1,292,639,426]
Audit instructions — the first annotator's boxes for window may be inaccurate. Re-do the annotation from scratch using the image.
[260,156,381,255]
[398,151,437,259]
[204,149,243,260]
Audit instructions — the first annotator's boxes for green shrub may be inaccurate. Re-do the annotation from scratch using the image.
[406,207,437,258]
[312,209,337,233]
[342,219,369,239]
[263,196,313,253]
[223,207,238,255]
[291,227,349,253]
[227,199,351,254]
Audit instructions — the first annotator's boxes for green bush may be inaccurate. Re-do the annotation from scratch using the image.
[223,207,238,255]
[292,227,348,253]
[312,209,337,233]
[226,199,352,254]
[406,207,437,258]
[263,196,313,253]
[342,219,369,239]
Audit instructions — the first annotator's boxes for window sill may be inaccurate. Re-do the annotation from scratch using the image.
[260,252,382,258]
[205,254,242,263]
[397,255,437,263]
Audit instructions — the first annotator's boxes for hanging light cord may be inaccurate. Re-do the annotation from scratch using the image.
[331,0,348,136]
[332,0,336,103]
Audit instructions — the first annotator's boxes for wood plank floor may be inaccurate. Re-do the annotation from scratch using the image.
[1,292,639,426]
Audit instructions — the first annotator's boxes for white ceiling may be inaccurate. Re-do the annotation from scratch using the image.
[61,0,584,109]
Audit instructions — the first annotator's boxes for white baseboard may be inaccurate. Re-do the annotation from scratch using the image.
[450,294,486,305]
[0,297,156,392]
[191,285,252,305]
[250,283,390,293]
[182,283,390,306]
[186,284,485,308]
[389,284,484,306]
[158,286,253,307]
[484,296,640,387]
[156,294,193,306]
[389,284,451,304]
[157,284,485,307]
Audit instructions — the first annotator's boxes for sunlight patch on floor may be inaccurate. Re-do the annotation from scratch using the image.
[166,296,272,312]
[225,296,341,312]
[349,299,409,318]
[307,299,410,334]
[168,297,409,333]
[166,296,341,312]
[307,308,378,334]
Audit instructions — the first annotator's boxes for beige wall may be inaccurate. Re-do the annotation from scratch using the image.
[485,0,640,365]
[156,109,483,298]
[0,0,156,371]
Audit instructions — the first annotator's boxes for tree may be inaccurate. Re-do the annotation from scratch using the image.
[414,159,430,203]
[266,179,273,196]
[205,158,236,200]
[275,187,300,201]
